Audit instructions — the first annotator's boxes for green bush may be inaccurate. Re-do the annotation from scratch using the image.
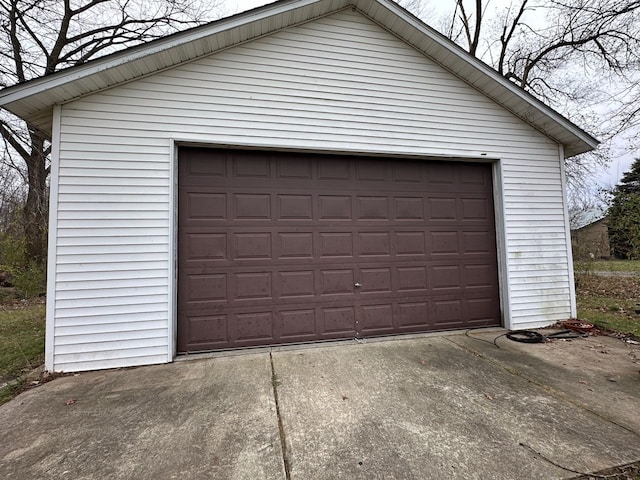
[0,231,46,299]
[12,262,46,298]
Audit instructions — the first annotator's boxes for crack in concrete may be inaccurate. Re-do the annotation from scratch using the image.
[269,351,292,480]
[443,336,640,439]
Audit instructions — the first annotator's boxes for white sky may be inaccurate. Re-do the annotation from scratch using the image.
[231,0,636,189]
[233,0,273,12]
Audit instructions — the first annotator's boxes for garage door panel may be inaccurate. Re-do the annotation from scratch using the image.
[182,232,228,262]
[234,311,274,343]
[318,195,353,220]
[183,314,228,349]
[356,196,390,220]
[233,193,271,220]
[319,269,355,296]
[398,301,431,329]
[185,273,227,302]
[358,232,392,257]
[178,148,500,353]
[318,157,353,181]
[232,271,273,301]
[279,308,317,340]
[359,268,393,294]
[461,231,493,254]
[277,232,315,259]
[396,266,428,292]
[319,232,354,258]
[232,153,270,178]
[394,197,425,220]
[319,306,357,336]
[430,231,460,255]
[360,304,395,334]
[432,299,464,327]
[182,149,227,178]
[277,194,313,220]
[396,231,427,256]
[276,156,313,179]
[232,232,272,260]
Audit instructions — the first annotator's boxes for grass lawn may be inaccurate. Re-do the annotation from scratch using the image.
[0,303,46,405]
[574,259,640,273]
[575,271,640,338]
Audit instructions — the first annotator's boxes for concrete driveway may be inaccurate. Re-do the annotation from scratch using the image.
[1,331,639,479]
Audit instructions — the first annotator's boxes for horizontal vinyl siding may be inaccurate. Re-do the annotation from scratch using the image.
[53,9,571,371]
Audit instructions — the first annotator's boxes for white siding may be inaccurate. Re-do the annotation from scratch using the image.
[52,9,571,371]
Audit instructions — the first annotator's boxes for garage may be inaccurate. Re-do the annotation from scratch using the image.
[0,0,597,372]
[178,147,501,352]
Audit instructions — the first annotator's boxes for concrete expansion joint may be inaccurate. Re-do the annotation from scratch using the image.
[270,351,292,480]
[442,336,640,440]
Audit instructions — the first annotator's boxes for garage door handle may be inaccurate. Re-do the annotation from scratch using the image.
[354,282,362,288]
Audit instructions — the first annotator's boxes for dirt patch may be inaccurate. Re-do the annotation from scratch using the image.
[0,296,45,311]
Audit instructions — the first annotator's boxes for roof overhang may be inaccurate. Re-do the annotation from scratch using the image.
[0,0,599,157]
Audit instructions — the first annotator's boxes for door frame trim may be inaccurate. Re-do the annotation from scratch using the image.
[170,139,506,358]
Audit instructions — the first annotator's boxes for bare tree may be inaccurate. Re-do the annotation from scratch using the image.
[428,0,640,191]
[0,155,24,233]
[448,0,485,56]
[396,0,437,19]
[492,0,640,105]
[0,0,224,263]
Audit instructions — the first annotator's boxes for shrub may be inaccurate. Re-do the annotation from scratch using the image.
[0,231,46,299]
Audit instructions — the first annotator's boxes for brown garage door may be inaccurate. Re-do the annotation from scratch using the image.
[178,147,500,353]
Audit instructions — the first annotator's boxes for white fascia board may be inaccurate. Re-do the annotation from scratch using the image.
[357,0,599,156]
[0,0,342,106]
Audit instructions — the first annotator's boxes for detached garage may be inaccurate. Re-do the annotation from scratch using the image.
[0,0,597,372]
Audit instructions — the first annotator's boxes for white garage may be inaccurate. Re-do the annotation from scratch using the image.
[0,0,597,372]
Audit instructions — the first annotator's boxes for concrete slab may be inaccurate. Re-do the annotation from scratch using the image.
[448,331,640,435]
[271,336,640,480]
[0,354,284,480]
[1,332,639,480]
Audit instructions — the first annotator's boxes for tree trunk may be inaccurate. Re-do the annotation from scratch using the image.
[23,132,48,265]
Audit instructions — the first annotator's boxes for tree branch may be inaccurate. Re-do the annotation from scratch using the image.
[0,118,29,160]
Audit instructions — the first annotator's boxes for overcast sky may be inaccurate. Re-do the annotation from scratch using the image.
[230,0,636,189]
[232,0,274,12]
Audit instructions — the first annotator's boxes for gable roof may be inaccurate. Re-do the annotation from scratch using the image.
[0,0,598,157]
